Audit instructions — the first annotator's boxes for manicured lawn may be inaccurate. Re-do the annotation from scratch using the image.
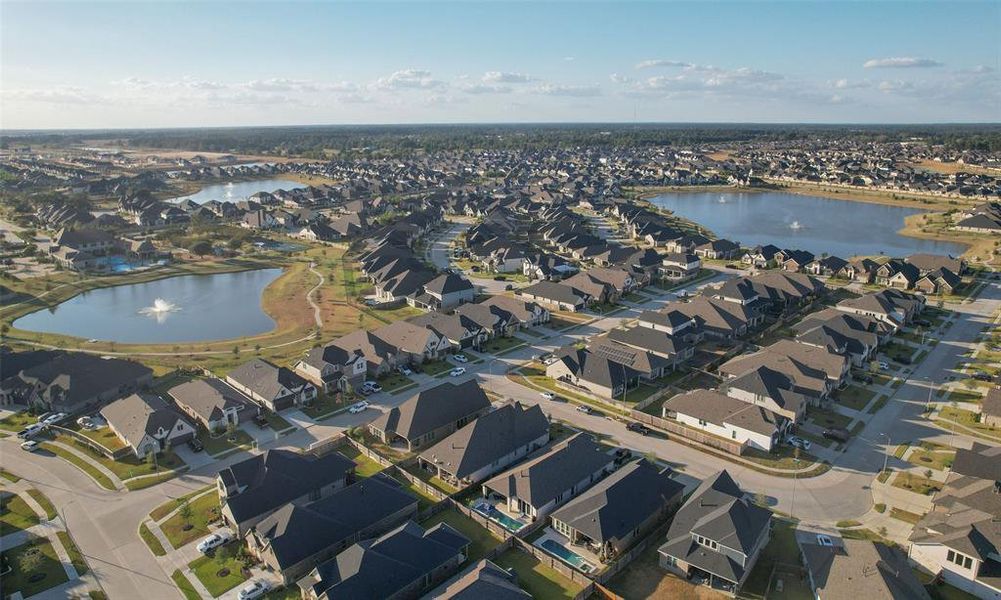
[0,493,40,533]
[57,435,186,481]
[481,335,526,354]
[889,507,924,525]
[39,442,116,490]
[161,491,221,549]
[945,388,984,403]
[264,411,294,431]
[937,406,1001,441]
[388,475,442,510]
[892,472,943,496]
[150,485,216,521]
[140,522,167,556]
[74,426,128,451]
[837,385,876,411]
[189,553,249,597]
[301,394,349,419]
[743,519,812,600]
[622,384,660,405]
[172,569,201,600]
[26,488,57,520]
[0,539,70,598]
[420,509,501,563]
[743,446,820,471]
[421,360,454,376]
[337,447,386,478]
[376,372,416,393]
[493,548,584,600]
[0,411,37,432]
[57,530,89,575]
[126,471,187,491]
[263,587,302,600]
[907,443,955,471]
[199,429,254,457]
[807,407,853,430]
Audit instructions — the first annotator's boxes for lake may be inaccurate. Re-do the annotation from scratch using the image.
[169,178,304,205]
[14,269,283,344]
[648,191,966,258]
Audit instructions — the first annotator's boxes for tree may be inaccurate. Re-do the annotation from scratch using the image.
[179,501,193,526]
[190,240,213,256]
[18,546,43,574]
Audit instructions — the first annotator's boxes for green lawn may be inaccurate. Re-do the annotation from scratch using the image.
[150,486,216,521]
[376,372,416,393]
[622,384,660,405]
[0,539,70,598]
[907,443,955,471]
[742,519,813,600]
[190,553,249,597]
[889,507,924,525]
[945,388,984,403]
[0,493,40,534]
[807,407,853,430]
[937,406,1001,441]
[126,471,188,491]
[73,426,128,451]
[0,411,37,432]
[25,488,57,520]
[892,472,943,496]
[39,442,116,490]
[140,522,167,556]
[420,509,501,563]
[301,394,349,419]
[492,549,584,600]
[337,447,386,478]
[264,411,294,432]
[838,385,876,411]
[388,475,441,511]
[263,587,302,600]
[0,468,21,482]
[172,569,201,600]
[161,491,222,549]
[481,335,526,354]
[57,435,186,481]
[56,530,89,575]
[743,446,821,471]
[421,360,454,376]
[199,429,254,457]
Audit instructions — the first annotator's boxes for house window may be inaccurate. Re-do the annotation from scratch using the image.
[947,550,973,570]
[698,419,707,427]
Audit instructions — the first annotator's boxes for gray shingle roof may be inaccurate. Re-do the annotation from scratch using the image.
[369,380,490,443]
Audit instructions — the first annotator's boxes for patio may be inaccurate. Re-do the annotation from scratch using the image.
[470,497,531,534]
[533,528,600,574]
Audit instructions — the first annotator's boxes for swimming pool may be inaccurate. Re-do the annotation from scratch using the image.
[473,501,527,533]
[541,539,594,573]
[92,255,167,273]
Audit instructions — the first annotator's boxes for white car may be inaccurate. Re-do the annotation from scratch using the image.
[453,354,468,363]
[878,361,890,371]
[576,405,592,414]
[363,382,383,393]
[195,531,233,554]
[237,580,272,600]
[348,401,370,414]
[20,440,39,452]
[540,392,556,400]
[449,367,466,377]
[17,424,44,439]
[788,436,812,451]
[76,416,95,429]
[42,412,67,426]
[398,366,413,376]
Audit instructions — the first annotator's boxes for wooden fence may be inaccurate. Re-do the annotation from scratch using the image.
[630,410,746,456]
[50,425,132,460]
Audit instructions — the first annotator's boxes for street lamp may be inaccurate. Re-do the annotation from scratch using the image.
[879,431,891,478]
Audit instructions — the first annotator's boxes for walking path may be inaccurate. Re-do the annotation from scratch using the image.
[306,261,324,328]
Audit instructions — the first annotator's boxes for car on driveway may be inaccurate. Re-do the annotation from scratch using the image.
[20,440,39,452]
[363,381,383,393]
[187,437,205,453]
[822,428,850,443]
[398,366,413,376]
[237,580,272,600]
[626,422,651,435]
[77,416,96,430]
[449,367,466,377]
[973,371,993,381]
[196,531,233,554]
[17,424,44,439]
[787,436,811,451]
[42,412,67,426]
[453,354,468,363]
[348,401,370,414]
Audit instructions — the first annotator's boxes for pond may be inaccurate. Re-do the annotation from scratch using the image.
[169,178,304,205]
[648,191,966,258]
[14,269,283,344]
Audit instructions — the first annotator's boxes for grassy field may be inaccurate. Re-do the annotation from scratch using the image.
[0,539,70,598]
[420,509,502,563]
[161,491,221,549]
[189,553,249,597]
[0,492,40,533]
[492,548,585,600]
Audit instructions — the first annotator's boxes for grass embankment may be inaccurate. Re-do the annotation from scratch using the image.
[39,443,117,490]
[25,488,57,520]
[140,522,167,556]
[56,530,90,575]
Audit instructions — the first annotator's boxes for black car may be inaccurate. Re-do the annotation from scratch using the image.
[822,428,850,443]
[493,275,506,281]
[973,371,993,381]
[254,413,269,428]
[187,438,205,453]
[626,422,651,435]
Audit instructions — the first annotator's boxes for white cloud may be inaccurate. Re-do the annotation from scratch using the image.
[3,86,99,104]
[461,83,512,95]
[372,69,445,90]
[609,73,632,84]
[535,83,601,97]
[831,78,871,89]
[635,59,691,69]
[482,71,533,83]
[863,57,943,69]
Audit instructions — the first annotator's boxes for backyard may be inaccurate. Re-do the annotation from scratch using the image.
[337,446,387,478]
[741,519,813,600]
[420,509,501,563]
[607,541,727,600]
[492,548,585,600]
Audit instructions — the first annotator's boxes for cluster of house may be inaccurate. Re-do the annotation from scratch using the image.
[955,201,1001,235]
[46,227,167,271]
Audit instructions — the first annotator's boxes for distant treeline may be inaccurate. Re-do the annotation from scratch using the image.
[4,123,1001,156]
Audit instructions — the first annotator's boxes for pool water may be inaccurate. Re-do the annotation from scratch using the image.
[473,501,526,532]
[94,256,168,273]
[541,539,594,573]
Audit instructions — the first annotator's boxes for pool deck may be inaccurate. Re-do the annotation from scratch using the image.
[472,497,531,533]
[534,528,600,573]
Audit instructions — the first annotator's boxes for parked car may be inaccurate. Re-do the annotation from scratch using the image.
[540,392,556,400]
[725,263,739,269]
[493,275,505,281]
[505,284,513,291]
[253,413,269,428]
[626,422,651,435]
[187,437,205,453]
[575,405,592,415]
[453,354,468,363]
[348,401,370,414]
[20,440,39,452]
[398,366,413,376]
[357,386,372,396]
[17,424,44,439]
[973,371,993,381]
[364,381,383,393]
[76,416,95,430]
[878,361,890,371]
[787,436,811,451]
[449,367,466,377]
[855,373,873,384]
[822,428,850,443]
[42,412,67,426]
[364,299,378,306]
[196,531,233,554]
[237,581,272,600]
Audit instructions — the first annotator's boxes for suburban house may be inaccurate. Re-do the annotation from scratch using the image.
[324,330,399,379]
[226,359,317,412]
[424,559,532,599]
[100,393,196,458]
[373,320,450,365]
[477,295,551,329]
[410,312,488,352]
[0,350,153,413]
[168,377,256,433]
[652,296,760,343]
[636,308,702,340]
[298,521,470,600]
[247,473,419,584]
[408,273,475,311]
[801,538,930,600]
[549,459,685,562]
[218,449,356,536]
[518,281,591,312]
[546,346,642,400]
[606,325,697,371]
[836,289,925,329]
[983,387,1001,428]
[694,239,741,260]
[660,253,702,281]
[723,366,812,423]
[481,434,616,521]
[562,271,618,304]
[659,470,772,596]
[293,345,368,394]
[661,389,787,452]
[908,443,1001,600]
[719,339,850,401]
[368,380,491,452]
[417,402,550,487]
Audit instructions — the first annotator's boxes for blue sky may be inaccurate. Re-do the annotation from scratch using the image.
[2,1,998,128]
